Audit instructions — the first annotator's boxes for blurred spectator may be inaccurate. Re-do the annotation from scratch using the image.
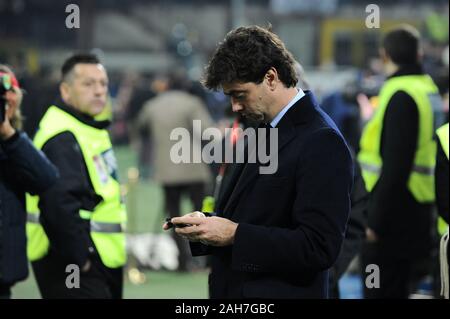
[136,72,213,272]
[20,67,60,138]
[423,4,449,46]
[0,65,57,299]
[321,82,363,152]
[111,71,141,144]
[126,74,160,179]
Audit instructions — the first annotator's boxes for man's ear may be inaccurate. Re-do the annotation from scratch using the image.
[265,67,278,91]
[379,48,389,64]
[60,82,70,103]
[417,46,424,62]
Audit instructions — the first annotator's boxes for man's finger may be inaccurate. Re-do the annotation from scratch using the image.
[175,224,202,236]
[189,211,206,218]
[171,216,206,226]
[177,229,202,243]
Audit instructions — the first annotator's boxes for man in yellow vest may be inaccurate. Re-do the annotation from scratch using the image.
[358,25,441,298]
[27,54,126,298]
[435,123,449,298]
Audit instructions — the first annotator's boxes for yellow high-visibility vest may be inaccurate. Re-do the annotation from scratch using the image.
[26,106,127,268]
[358,75,439,203]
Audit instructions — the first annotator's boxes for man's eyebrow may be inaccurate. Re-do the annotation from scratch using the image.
[81,76,108,82]
[224,90,246,96]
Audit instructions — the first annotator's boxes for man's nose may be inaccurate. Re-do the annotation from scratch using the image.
[231,99,243,113]
[94,83,106,95]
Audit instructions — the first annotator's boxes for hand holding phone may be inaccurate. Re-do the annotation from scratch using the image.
[163,211,216,230]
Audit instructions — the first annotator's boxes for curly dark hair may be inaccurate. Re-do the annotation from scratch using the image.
[203,25,298,90]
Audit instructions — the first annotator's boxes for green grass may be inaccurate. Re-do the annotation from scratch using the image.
[11,145,208,299]
[12,269,208,299]
[123,270,208,299]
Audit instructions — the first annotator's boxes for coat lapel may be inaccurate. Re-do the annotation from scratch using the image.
[222,120,297,217]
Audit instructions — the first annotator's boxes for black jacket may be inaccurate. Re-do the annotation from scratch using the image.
[192,92,353,298]
[0,131,57,285]
[35,103,111,268]
[367,65,435,259]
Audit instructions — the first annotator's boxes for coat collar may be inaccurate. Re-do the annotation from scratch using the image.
[54,98,111,130]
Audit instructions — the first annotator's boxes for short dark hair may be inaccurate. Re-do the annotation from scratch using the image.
[61,53,101,81]
[203,25,298,90]
[383,25,421,65]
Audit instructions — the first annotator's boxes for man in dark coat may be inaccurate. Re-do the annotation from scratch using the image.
[165,26,353,299]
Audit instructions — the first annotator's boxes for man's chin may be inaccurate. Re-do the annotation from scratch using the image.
[243,113,264,122]
[89,105,106,117]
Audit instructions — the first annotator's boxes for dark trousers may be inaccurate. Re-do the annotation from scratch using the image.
[32,252,123,299]
[0,283,11,299]
[361,242,429,299]
[163,182,205,271]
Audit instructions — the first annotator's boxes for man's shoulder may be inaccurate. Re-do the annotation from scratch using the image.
[384,90,419,123]
[40,131,86,175]
[387,90,418,109]
[42,131,79,153]
[286,92,342,130]
[290,102,346,145]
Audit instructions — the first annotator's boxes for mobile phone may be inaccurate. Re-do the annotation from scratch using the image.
[165,212,216,229]
[165,218,190,229]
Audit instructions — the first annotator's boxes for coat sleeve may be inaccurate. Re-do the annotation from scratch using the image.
[231,128,353,275]
[38,131,98,267]
[190,242,212,256]
[2,131,58,195]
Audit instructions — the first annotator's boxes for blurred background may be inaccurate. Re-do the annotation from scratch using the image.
[1,0,448,298]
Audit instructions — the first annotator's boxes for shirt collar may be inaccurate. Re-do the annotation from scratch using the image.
[269,88,305,128]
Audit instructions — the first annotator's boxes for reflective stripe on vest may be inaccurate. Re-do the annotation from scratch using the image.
[27,212,40,224]
[26,106,127,268]
[27,212,123,233]
[358,75,439,203]
[359,162,435,176]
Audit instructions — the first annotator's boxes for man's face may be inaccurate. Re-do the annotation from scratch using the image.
[223,81,270,123]
[60,63,108,117]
